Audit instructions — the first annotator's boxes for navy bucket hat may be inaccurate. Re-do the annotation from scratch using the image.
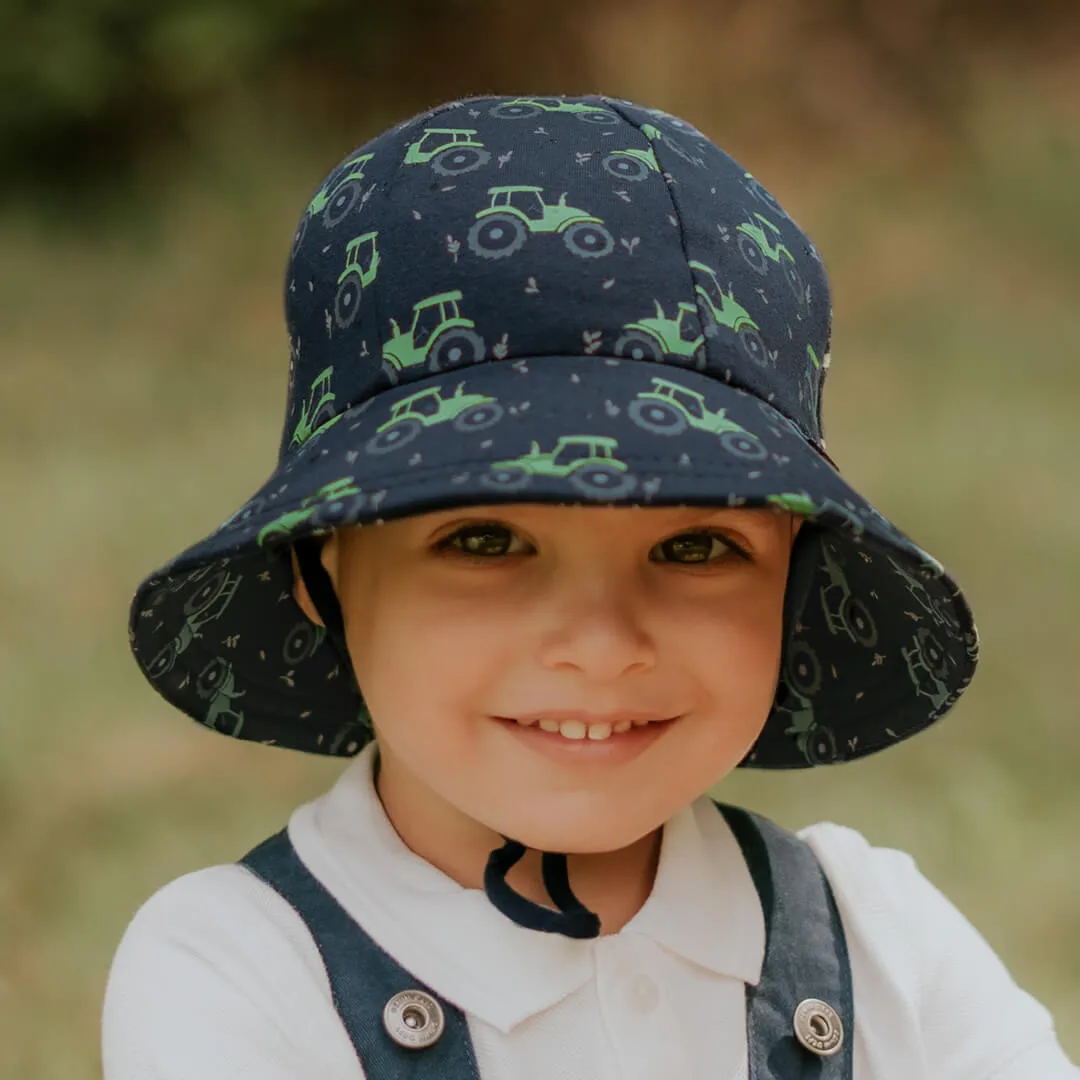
[129,94,979,778]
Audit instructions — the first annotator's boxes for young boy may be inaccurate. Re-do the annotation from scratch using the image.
[104,95,1078,1077]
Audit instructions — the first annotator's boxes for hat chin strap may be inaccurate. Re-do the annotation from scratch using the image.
[291,537,603,940]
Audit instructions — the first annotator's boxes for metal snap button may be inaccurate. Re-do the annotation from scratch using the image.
[793,998,843,1056]
[383,989,445,1049]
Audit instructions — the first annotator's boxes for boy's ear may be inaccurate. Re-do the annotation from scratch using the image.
[289,534,338,626]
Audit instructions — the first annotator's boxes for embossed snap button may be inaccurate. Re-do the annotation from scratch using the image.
[793,998,843,1056]
[383,989,445,1049]
[626,973,659,1013]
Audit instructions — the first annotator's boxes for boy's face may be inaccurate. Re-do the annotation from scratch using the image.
[293,504,801,855]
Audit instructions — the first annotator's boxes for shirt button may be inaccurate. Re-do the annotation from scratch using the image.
[625,973,660,1013]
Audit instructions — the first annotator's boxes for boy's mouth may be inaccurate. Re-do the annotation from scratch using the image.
[492,711,680,764]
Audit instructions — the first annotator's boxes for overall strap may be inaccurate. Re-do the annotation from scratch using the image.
[714,802,854,1080]
[239,829,482,1080]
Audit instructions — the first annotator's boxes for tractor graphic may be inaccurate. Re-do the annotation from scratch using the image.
[627,377,767,461]
[766,493,867,538]
[467,186,615,260]
[145,569,244,680]
[403,128,492,176]
[735,212,804,304]
[614,300,706,367]
[365,383,504,455]
[819,541,879,647]
[602,146,660,182]
[307,153,374,228]
[291,366,344,448]
[641,122,704,167]
[334,231,380,328]
[381,291,485,383]
[901,627,951,711]
[256,477,363,548]
[777,640,838,764]
[688,260,770,366]
[488,98,616,124]
[195,657,246,737]
[481,435,636,498]
[887,556,962,633]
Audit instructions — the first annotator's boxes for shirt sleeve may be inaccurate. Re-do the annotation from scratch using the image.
[801,822,1079,1079]
[101,864,366,1080]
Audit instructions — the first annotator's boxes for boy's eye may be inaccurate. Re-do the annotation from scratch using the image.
[443,523,525,557]
[652,530,742,564]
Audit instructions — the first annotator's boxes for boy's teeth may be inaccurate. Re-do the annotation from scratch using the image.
[514,717,657,740]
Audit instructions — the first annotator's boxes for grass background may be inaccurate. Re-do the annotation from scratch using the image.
[1,12,1078,1073]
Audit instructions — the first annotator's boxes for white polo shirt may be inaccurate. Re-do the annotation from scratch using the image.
[101,742,1077,1079]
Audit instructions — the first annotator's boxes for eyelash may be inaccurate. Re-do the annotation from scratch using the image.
[435,522,751,566]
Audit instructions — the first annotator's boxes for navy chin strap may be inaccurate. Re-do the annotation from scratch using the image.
[291,537,604,941]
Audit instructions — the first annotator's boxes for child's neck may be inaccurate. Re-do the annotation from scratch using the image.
[372,750,663,936]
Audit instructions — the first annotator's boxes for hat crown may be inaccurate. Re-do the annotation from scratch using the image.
[280,95,831,460]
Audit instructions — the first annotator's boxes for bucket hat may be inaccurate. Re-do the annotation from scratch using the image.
[129,94,979,781]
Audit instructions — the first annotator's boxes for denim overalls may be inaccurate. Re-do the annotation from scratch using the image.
[239,802,853,1079]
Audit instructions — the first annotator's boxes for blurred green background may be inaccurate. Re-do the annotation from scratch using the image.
[1,0,1078,1073]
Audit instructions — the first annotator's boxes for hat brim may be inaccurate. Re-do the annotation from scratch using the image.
[129,355,977,767]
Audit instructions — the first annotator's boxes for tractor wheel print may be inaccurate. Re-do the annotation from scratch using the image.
[431,146,491,176]
[291,215,308,256]
[489,102,541,119]
[310,493,367,530]
[787,640,823,696]
[841,595,879,648]
[146,640,179,680]
[602,154,650,182]
[577,110,618,125]
[427,328,485,372]
[283,621,322,665]
[738,325,769,367]
[806,725,840,764]
[452,402,504,433]
[195,657,229,700]
[718,431,768,460]
[737,233,768,276]
[614,330,663,361]
[780,253,805,304]
[334,276,363,328]
[468,214,528,260]
[563,222,615,259]
[366,419,422,455]
[917,628,950,680]
[380,360,400,386]
[480,466,532,491]
[323,181,364,228]
[182,570,229,617]
[569,465,636,498]
[627,397,688,436]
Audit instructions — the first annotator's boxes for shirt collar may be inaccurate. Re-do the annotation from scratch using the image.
[289,741,764,1033]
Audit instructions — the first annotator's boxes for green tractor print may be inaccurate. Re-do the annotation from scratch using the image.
[402,128,492,176]
[640,122,704,167]
[481,435,636,499]
[334,231,380,329]
[627,376,767,461]
[777,640,839,764]
[688,259,769,367]
[145,569,244,680]
[256,477,363,548]
[819,540,879,647]
[766,493,867,538]
[195,657,246,737]
[488,97,616,124]
[381,290,485,384]
[886,556,962,634]
[735,212,805,305]
[901,627,951,711]
[307,152,374,229]
[614,300,706,367]
[365,383,504,455]
[467,186,615,260]
[602,146,660,182]
[290,366,344,449]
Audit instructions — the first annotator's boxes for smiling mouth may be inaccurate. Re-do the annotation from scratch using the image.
[497,714,678,742]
